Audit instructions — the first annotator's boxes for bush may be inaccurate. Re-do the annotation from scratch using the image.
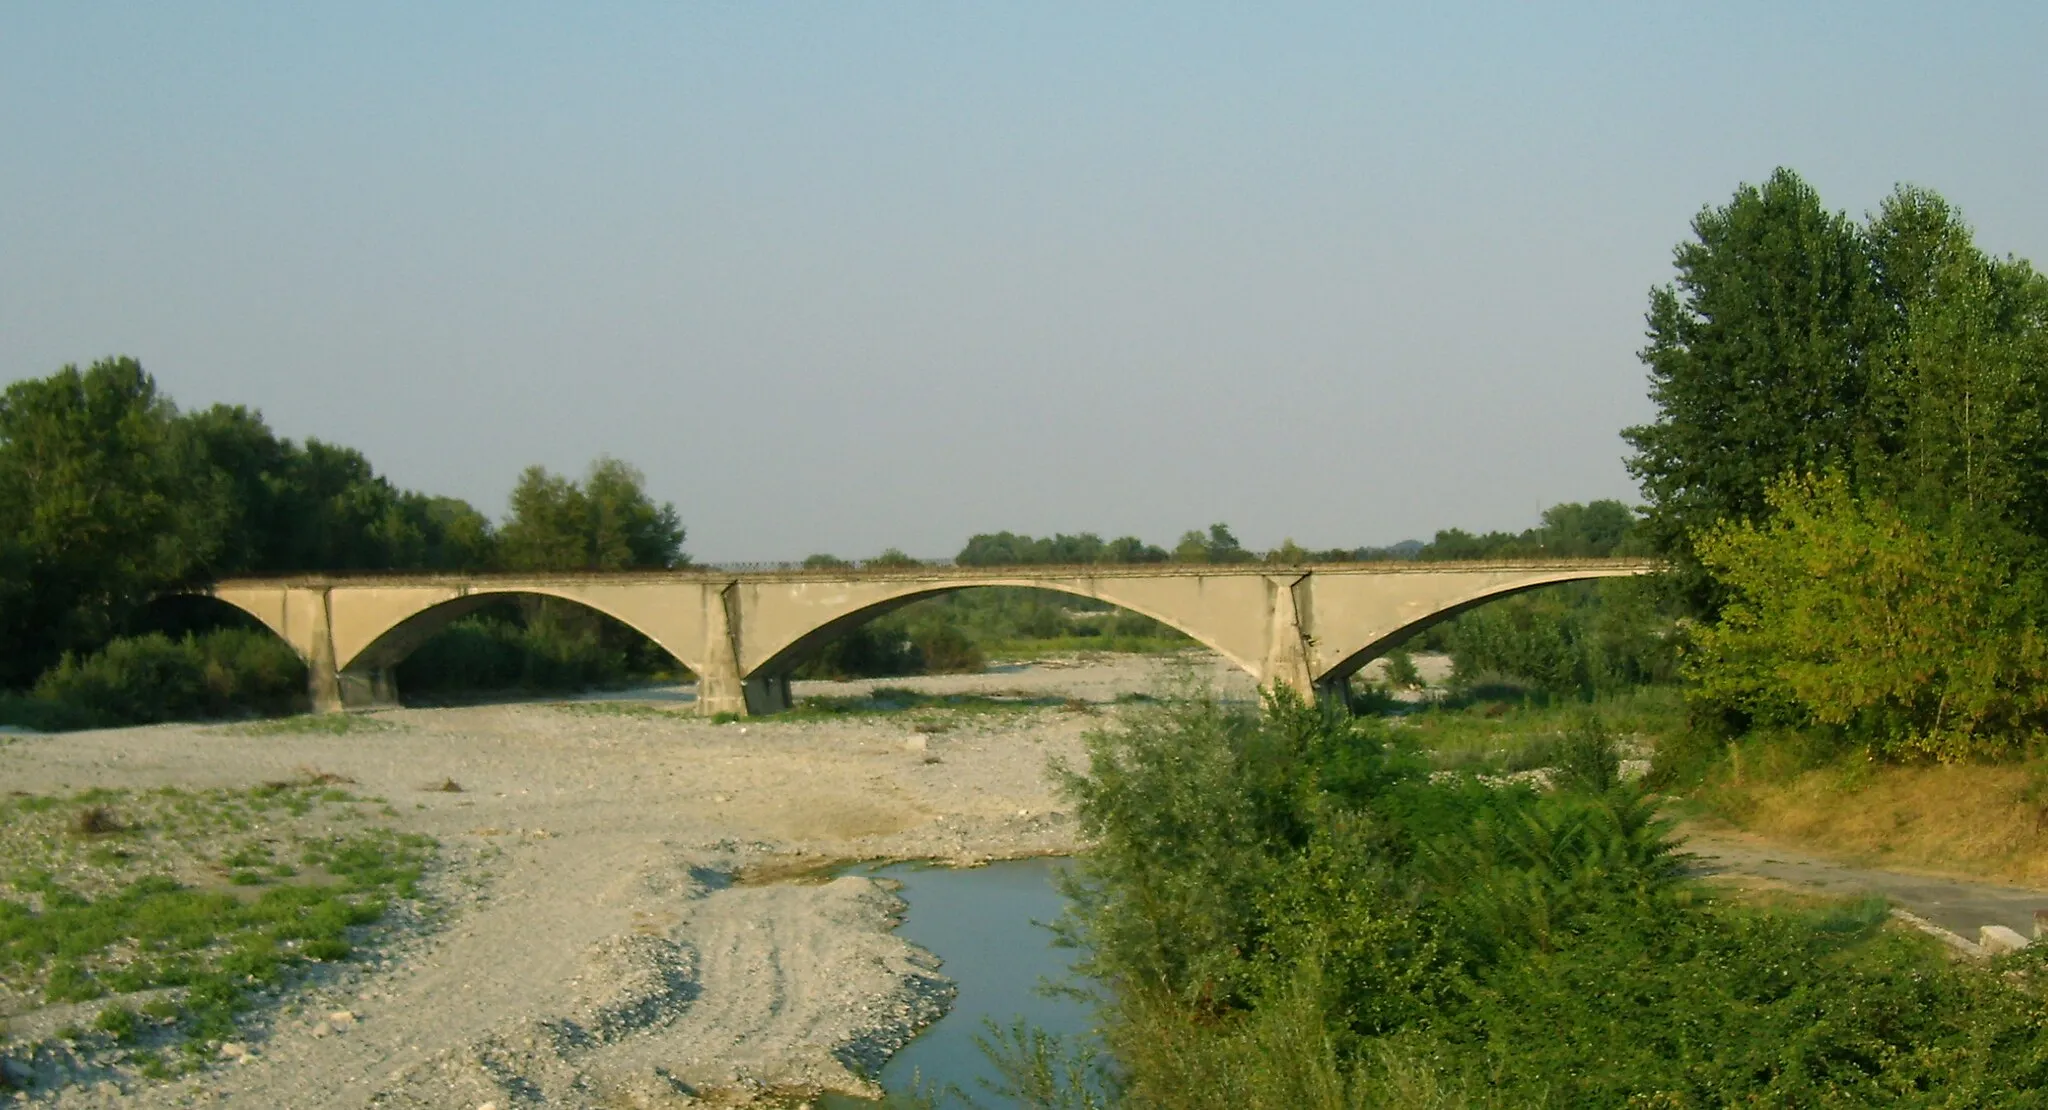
[791,621,924,680]
[1691,472,2048,761]
[3,630,308,730]
[1053,689,2048,1106]
[911,622,985,674]
[395,609,640,696]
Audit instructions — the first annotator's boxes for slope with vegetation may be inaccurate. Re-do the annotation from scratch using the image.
[992,693,2048,1108]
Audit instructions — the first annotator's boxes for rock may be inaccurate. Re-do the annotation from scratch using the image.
[904,733,929,753]
[328,1010,357,1027]
[218,1042,248,1060]
[1980,924,2031,955]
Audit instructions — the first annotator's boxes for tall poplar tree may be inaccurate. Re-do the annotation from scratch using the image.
[1622,168,1877,606]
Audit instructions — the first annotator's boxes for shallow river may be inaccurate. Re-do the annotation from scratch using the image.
[822,857,1096,1107]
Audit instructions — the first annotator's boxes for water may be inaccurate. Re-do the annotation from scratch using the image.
[822,857,1096,1107]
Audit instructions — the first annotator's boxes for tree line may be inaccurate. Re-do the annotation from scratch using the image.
[0,357,686,721]
[0,356,1669,722]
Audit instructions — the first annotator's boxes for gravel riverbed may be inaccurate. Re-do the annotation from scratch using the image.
[0,654,1250,1108]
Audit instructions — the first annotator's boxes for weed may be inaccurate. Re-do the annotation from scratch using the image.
[219,714,399,737]
[790,689,1066,720]
[427,778,463,793]
[551,700,685,720]
[70,807,127,838]
[0,784,437,1064]
[92,1003,138,1042]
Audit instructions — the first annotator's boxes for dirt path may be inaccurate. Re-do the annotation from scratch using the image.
[1683,825,2048,940]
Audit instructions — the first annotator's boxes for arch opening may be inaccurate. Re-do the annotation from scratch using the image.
[348,590,698,709]
[1320,576,1675,706]
[755,584,1213,693]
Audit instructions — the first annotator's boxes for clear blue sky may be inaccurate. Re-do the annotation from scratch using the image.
[5,4,2043,561]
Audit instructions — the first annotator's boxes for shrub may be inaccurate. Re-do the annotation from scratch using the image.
[6,629,308,730]
[1053,688,2048,1105]
[395,609,640,696]
[912,622,985,674]
[1691,472,2048,761]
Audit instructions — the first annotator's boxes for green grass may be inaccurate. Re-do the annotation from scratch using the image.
[211,713,402,737]
[548,699,691,720]
[0,784,436,1075]
[786,687,1082,721]
[1382,684,1686,773]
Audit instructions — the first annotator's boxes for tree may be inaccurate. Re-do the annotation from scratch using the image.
[1623,168,1878,607]
[183,404,498,574]
[0,358,220,684]
[1103,535,1170,563]
[866,548,921,569]
[1689,472,2048,760]
[803,553,851,569]
[1174,523,1253,564]
[583,457,686,570]
[1861,189,2048,533]
[500,458,684,572]
[1535,500,1639,557]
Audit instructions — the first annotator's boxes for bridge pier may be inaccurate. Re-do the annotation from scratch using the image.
[694,582,793,716]
[337,667,402,711]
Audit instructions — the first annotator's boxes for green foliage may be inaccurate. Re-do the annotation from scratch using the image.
[184,405,499,576]
[957,531,1169,566]
[0,629,308,731]
[0,359,223,686]
[499,457,685,571]
[792,587,1183,679]
[1172,523,1255,564]
[1433,579,1678,701]
[394,604,675,698]
[1418,500,1643,562]
[1381,650,1421,691]
[1618,172,2048,765]
[1862,187,2048,533]
[1622,169,1879,608]
[1690,472,2048,761]
[866,548,923,569]
[1052,693,2048,1106]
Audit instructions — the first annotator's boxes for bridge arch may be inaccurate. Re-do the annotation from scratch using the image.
[339,587,705,687]
[1310,572,1638,688]
[740,578,1257,684]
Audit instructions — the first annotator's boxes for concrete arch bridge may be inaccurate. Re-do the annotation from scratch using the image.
[206,560,1659,716]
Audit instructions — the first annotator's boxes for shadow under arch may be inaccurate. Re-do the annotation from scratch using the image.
[747,580,1247,686]
[342,588,703,707]
[1313,577,1611,689]
[133,590,289,642]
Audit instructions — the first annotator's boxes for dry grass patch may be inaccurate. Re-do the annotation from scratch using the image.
[1700,760,2048,885]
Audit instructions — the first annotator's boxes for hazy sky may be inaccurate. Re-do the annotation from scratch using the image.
[6,5,2044,561]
